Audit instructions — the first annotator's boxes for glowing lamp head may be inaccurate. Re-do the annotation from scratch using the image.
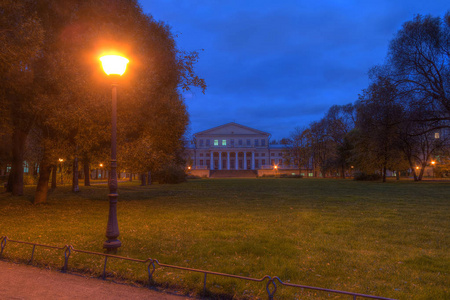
[431,161,436,165]
[99,163,103,167]
[100,55,129,76]
[59,158,63,162]
[274,165,278,169]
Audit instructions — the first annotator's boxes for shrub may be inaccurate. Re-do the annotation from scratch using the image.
[279,174,303,178]
[353,172,382,181]
[154,165,187,184]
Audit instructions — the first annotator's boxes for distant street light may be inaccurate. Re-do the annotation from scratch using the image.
[431,161,436,178]
[100,53,129,252]
[58,158,64,184]
[99,163,104,179]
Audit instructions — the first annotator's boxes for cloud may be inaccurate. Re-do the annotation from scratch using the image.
[142,0,449,139]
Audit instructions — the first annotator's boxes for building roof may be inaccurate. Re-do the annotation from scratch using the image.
[194,122,270,137]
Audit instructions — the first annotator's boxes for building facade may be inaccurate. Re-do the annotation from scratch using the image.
[186,122,291,172]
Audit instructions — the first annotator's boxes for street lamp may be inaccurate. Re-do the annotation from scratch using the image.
[58,158,64,184]
[431,161,436,178]
[100,54,129,251]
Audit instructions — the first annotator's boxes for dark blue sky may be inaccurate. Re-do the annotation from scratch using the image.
[139,0,448,140]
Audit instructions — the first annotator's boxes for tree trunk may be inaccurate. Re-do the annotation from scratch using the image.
[51,164,57,190]
[8,128,27,195]
[147,171,152,185]
[418,164,426,181]
[140,173,146,186]
[406,157,418,181]
[83,160,90,186]
[129,172,132,182]
[396,171,400,180]
[72,157,80,192]
[95,168,99,179]
[34,155,52,204]
[382,165,387,183]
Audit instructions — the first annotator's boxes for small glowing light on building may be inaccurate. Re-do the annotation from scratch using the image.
[59,158,63,162]
[431,161,436,165]
[100,163,103,167]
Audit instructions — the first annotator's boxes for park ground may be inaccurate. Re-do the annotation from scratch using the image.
[0,178,449,299]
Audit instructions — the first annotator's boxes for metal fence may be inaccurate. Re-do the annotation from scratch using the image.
[0,236,396,300]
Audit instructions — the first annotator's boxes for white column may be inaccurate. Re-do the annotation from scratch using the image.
[251,152,255,170]
[244,152,247,169]
[210,152,214,170]
[235,152,238,170]
[218,152,222,170]
[227,152,230,170]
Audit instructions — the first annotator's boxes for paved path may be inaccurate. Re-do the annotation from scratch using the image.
[0,260,193,300]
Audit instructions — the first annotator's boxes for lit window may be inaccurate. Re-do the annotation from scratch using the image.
[435,132,440,139]
[222,139,226,146]
[308,173,313,177]
[214,140,219,146]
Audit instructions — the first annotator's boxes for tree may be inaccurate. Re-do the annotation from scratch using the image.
[323,104,356,178]
[388,13,450,126]
[0,0,44,195]
[308,120,335,177]
[1,0,205,203]
[398,103,449,181]
[353,77,405,182]
[287,127,312,174]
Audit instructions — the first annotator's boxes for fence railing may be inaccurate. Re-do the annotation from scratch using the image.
[0,236,396,300]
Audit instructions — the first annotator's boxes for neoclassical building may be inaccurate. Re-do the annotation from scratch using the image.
[186,123,293,176]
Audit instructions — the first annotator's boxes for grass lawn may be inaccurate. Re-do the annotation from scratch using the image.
[0,178,449,299]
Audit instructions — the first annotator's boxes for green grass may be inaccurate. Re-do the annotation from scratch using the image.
[0,178,449,299]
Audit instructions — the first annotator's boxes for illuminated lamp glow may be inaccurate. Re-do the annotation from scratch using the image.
[100,55,129,76]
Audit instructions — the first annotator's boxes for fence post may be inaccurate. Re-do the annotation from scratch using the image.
[0,236,6,257]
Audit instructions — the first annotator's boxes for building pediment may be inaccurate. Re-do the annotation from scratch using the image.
[195,122,270,137]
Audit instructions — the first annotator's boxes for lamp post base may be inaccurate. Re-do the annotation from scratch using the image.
[103,239,122,252]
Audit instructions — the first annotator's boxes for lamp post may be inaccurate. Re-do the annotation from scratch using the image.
[58,158,64,184]
[99,163,103,179]
[431,161,436,178]
[100,54,129,251]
